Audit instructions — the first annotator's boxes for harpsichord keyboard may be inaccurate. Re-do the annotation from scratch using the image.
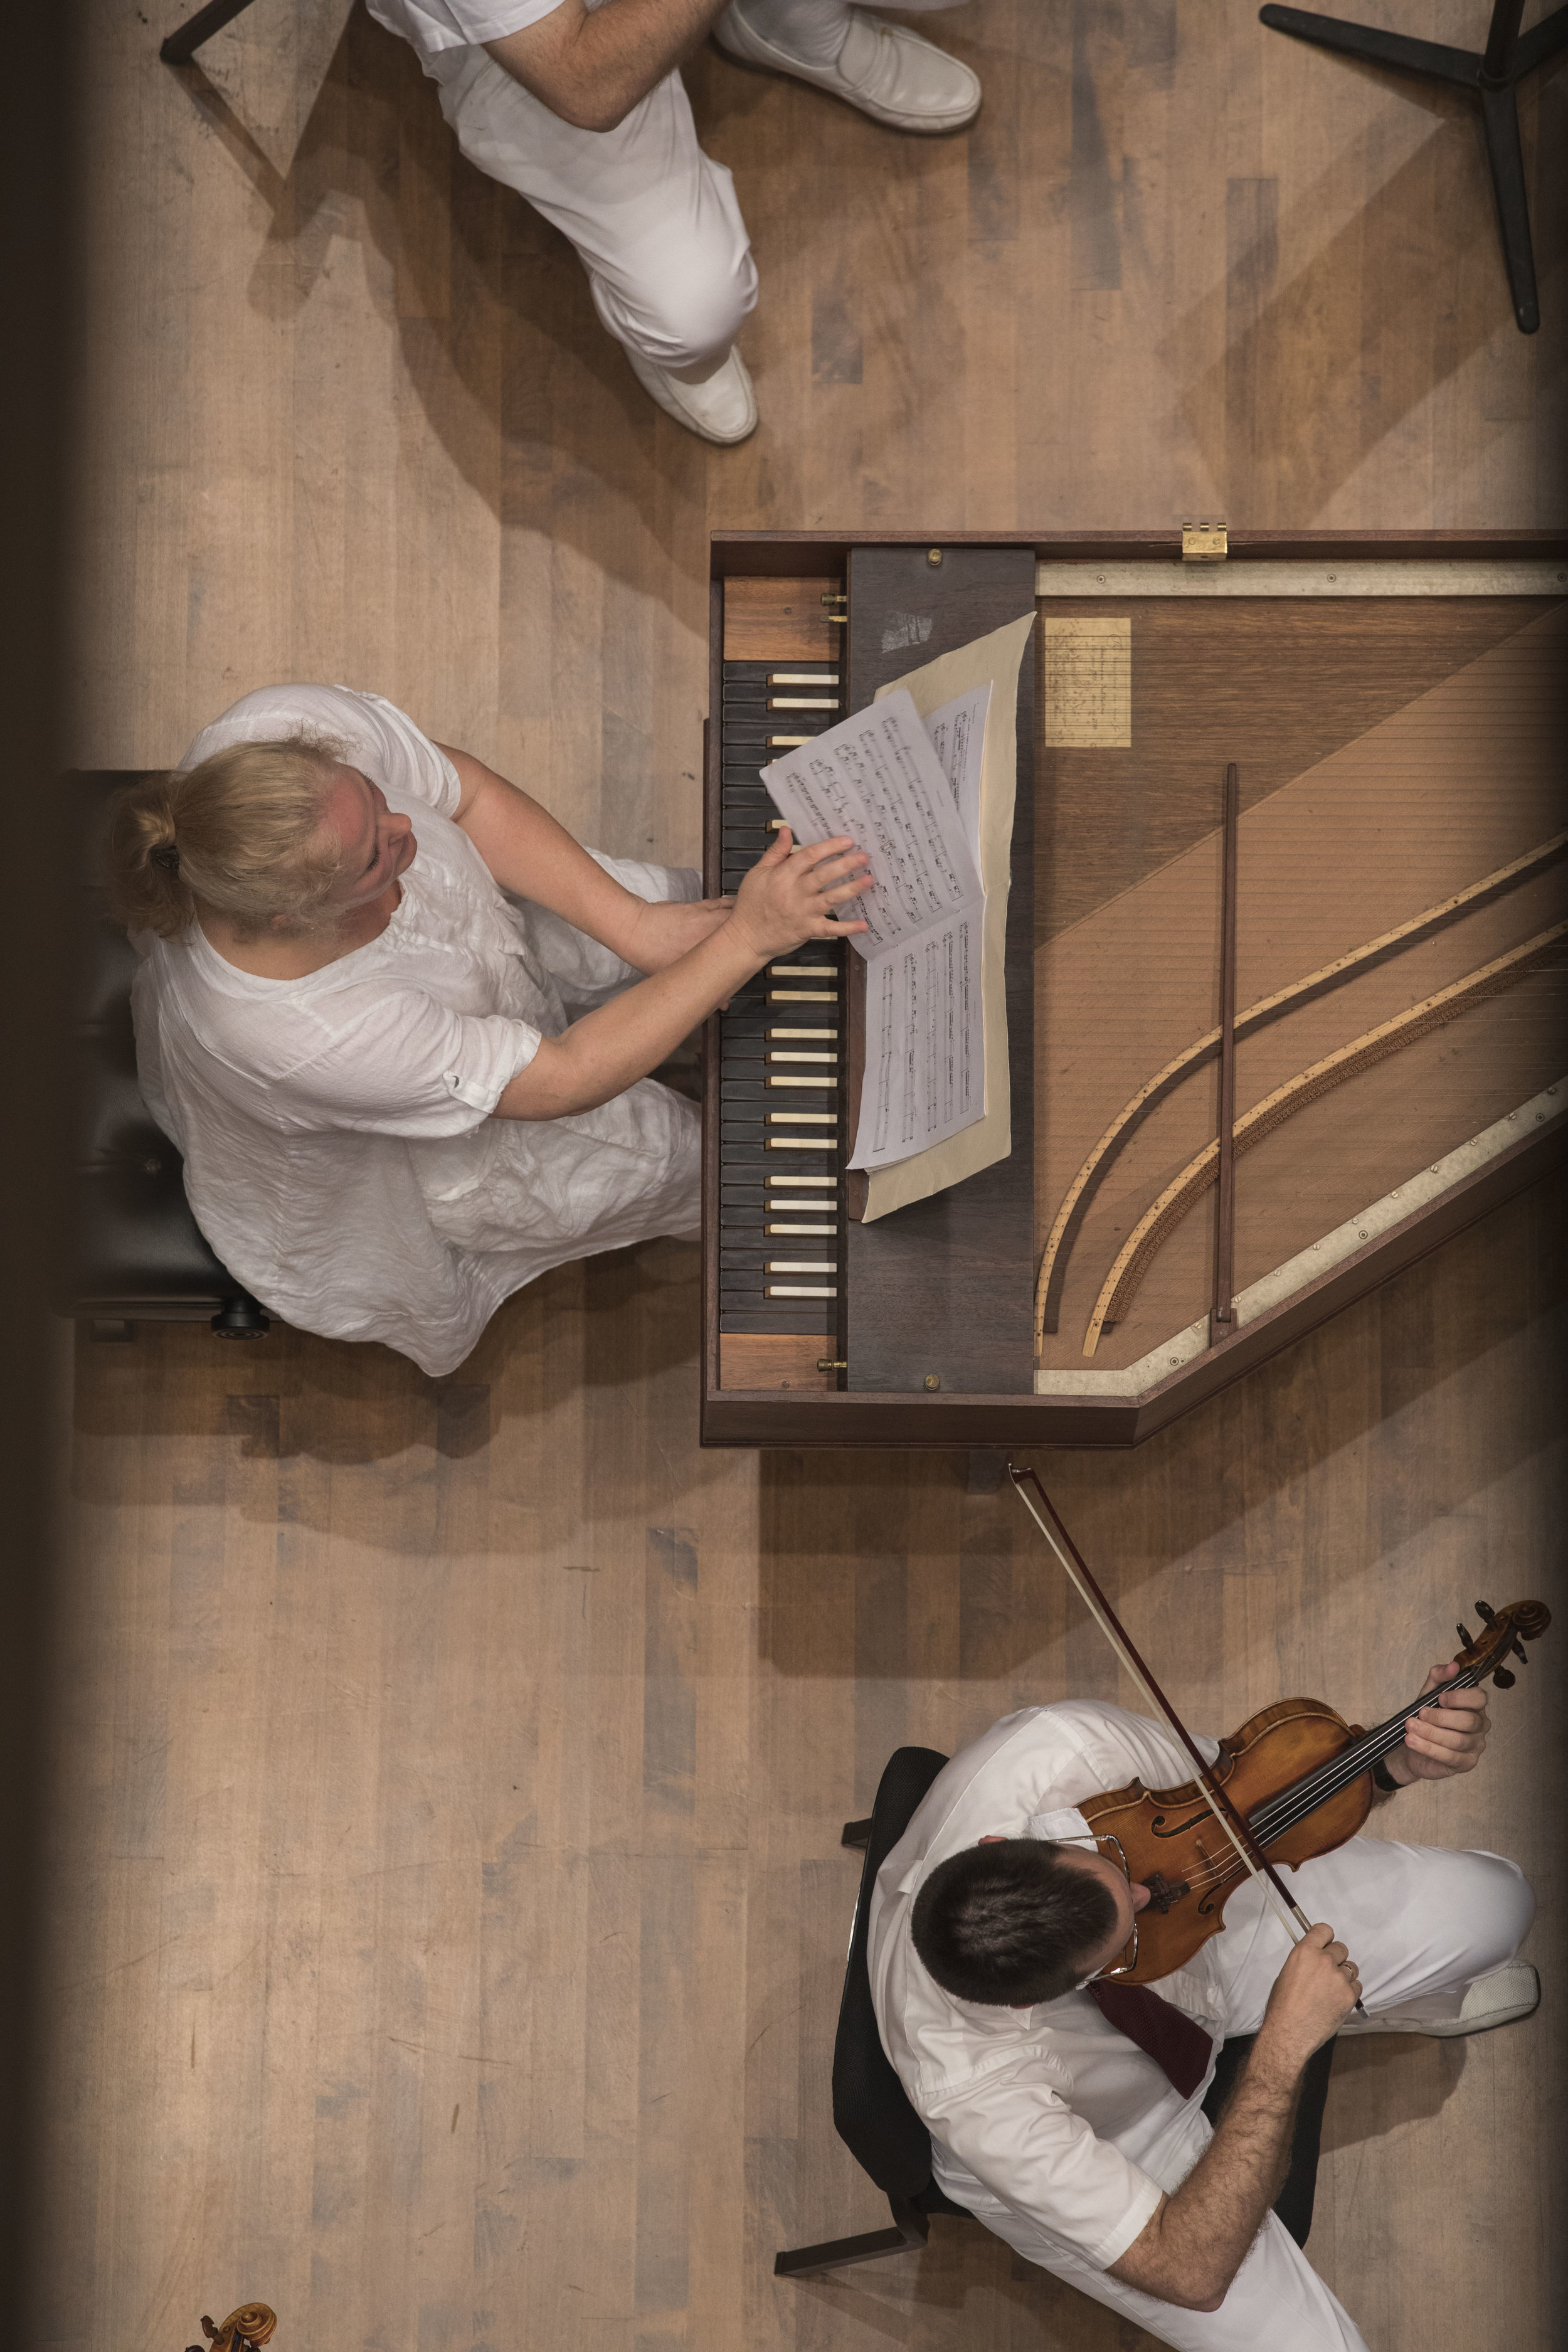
[716,650,847,1338]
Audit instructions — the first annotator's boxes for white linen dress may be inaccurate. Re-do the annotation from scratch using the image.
[130,683,702,1376]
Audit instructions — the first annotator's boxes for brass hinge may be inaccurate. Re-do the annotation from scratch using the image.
[817,1357,847,1371]
[1181,521,1227,563]
[820,588,849,625]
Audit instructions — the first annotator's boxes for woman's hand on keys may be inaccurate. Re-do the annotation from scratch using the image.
[727,828,872,961]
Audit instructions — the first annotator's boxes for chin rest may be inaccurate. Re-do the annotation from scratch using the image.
[65,770,269,1339]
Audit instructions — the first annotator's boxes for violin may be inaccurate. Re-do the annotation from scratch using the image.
[1078,1597,1550,1986]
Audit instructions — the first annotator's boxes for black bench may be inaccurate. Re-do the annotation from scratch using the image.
[67,771,268,1340]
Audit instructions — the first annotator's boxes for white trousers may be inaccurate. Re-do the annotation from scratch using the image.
[421,0,971,369]
[943,1840,1534,2352]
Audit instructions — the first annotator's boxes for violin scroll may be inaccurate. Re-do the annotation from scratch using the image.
[1454,1598,1550,1689]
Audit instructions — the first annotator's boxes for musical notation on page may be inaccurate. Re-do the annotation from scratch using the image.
[760,685,992,1174]
[922,681,990,869]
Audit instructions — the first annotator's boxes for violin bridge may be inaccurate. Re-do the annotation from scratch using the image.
[1143,1871,1190,1914]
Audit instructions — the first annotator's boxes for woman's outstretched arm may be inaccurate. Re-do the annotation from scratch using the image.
[440,741,734,973]
[491,826,869,1120]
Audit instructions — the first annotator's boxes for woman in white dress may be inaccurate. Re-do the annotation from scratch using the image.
[107,683,867,1375]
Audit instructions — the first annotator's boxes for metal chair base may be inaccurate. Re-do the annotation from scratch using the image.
[774,2195,934,2279]
[161,0,261,66]
[1260,0,1568,333]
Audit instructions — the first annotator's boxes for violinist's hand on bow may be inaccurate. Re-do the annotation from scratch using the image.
[1260,1923,1363,2067]
[1385,1663,1490,1786]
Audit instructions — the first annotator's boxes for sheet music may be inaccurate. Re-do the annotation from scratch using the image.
[922,682,991,867]
[759,689,983,956]
[760,684,993,1173]
[859,909,983,1166]
[859,610,1035,1222]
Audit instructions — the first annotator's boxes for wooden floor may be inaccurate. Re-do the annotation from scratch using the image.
[50,4,1565,2348]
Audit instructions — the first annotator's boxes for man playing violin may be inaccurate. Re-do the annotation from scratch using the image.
[868,1668,1536,2352]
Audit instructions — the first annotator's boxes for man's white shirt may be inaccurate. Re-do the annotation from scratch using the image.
[867,1701,1239,2272]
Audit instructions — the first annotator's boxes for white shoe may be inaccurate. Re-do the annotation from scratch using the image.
[623,343,758,445]
[1418,1962,1540,2037]
[1337,1962,1540,2039]
[715,4,981,134]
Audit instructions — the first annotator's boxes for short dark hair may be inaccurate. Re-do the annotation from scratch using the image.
[910,1840,1118,2006]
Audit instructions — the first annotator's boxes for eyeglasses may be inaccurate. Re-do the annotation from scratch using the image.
[1082,1831,1139,1984]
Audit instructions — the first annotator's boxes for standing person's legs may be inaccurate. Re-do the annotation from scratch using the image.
[717,0,980,129]
[742,0,973,58]
[426,48,760,441]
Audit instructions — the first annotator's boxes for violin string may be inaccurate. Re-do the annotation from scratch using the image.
[1173,1693,1471,1897]
[1014,1446,1525,1928]
[1142,1662,1491,1902]
[1247,1664,1484,1843]
[1158,1687,1457,1897]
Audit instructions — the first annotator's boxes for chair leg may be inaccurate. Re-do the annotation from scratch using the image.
[1480,82,1539,334]
[1258,0,1568,334]
[161,0,263,66]
[1257,6,1479,90]
[774,2195,930,2278]
[841,1817,873,1850]
[211,1291,271,1338]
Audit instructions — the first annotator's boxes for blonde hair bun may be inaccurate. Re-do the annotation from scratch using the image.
[107,733,348,940]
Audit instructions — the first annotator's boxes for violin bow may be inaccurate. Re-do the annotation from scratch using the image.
[1009,1463,1319,1957]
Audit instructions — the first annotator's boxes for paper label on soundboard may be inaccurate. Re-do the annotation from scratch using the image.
[1043,615,1131,747]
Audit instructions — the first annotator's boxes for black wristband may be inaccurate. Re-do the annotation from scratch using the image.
[1371,1754,1404,1795]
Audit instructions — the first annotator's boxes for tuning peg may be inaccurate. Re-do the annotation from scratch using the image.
[1475,1600,1498,1624]
[1456,1623,1475,1651]
[1492,1668,1515,1689]
[1512,1639,1528,1665]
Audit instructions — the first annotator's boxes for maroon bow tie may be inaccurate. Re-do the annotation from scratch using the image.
[1087,1980,1214,2098]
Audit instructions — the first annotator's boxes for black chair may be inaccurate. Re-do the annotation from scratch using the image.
[775,1744,1335,2280]
[66,771,270,1341]
[775,1747,968,2277]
